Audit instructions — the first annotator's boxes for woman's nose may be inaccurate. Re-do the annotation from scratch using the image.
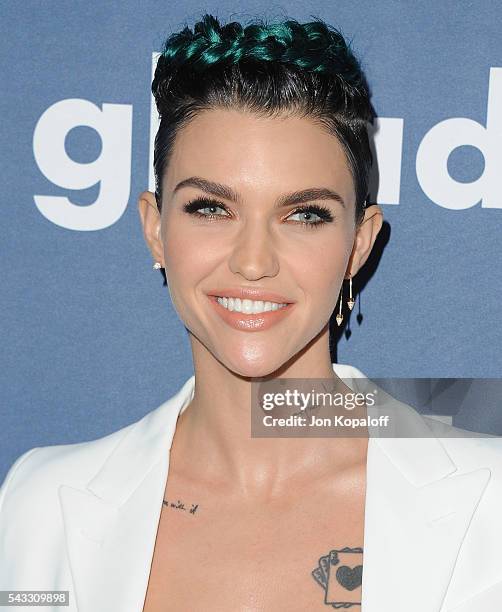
[227,221,280,281]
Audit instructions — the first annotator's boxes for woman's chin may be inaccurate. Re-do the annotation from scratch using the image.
[232,367,283,380]
[222,353,290,380]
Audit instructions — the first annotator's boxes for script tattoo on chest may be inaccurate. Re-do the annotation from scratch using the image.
[162,498,199,515]
[311,546,363,608]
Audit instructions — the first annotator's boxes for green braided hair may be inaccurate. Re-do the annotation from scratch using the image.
[151,13,375,226]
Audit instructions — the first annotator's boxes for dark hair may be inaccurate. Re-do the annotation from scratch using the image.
[151,13,374,227]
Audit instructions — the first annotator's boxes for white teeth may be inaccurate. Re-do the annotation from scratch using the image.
[216,297,288,313]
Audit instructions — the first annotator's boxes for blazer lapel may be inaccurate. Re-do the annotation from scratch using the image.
[58,365,491,612]
[58,375,196,612]
[342,369,492,612]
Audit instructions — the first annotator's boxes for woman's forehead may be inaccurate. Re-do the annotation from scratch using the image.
[166,108,355,201]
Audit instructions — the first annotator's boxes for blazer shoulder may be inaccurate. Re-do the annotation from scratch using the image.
[0,417,138,517]
[0,381,193,517]
[423,415,502,476]
[0,410,162,580]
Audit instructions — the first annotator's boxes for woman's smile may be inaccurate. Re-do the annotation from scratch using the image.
[206,294,296,331]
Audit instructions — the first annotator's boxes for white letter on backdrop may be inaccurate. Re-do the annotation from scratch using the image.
[416,67,502,210]
[33,98,133,230]
[368,117,404,205]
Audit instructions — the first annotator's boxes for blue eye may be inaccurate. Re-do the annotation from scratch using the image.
[183,197,230,218]
[197,204,227,216]
[286,206,334,228]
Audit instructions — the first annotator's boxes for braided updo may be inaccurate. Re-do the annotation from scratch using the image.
[152,13,374,226]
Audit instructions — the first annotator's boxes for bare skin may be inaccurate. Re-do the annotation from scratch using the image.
[138,107,383,610]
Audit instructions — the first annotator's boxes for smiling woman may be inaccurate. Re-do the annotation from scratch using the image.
[135,13,382,610]
[2,10,502,612]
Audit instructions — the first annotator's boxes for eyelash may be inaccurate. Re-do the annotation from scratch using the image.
[182,196,334,229]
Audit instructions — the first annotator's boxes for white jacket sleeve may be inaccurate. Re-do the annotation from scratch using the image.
[0,448,40,515]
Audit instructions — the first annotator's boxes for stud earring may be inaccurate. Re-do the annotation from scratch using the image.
[336,282,344,326]
[347,274,355,311]
[152,262,162,270]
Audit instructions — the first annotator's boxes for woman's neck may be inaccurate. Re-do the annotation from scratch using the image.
[168,347,369,501]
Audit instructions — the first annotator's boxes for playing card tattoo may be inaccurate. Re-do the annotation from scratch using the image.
[311,547,363,608]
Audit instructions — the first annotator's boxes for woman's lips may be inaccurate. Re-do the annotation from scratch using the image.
[207,295,295,332]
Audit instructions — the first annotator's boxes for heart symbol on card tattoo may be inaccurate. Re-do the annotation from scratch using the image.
[335,565,363,591]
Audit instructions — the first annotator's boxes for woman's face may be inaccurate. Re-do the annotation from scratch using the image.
[140,108,381,377]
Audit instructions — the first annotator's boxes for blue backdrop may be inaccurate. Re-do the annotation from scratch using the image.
[1,1,501,481]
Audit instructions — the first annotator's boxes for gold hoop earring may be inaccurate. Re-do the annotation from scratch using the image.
[347,275,355,311]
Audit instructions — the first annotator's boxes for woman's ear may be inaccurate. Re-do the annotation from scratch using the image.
[137,190,165,265]
[348,205,383,276]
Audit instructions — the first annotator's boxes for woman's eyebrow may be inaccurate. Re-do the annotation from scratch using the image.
[172,176,346,209]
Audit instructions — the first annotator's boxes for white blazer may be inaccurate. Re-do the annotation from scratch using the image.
[1,362,502,612]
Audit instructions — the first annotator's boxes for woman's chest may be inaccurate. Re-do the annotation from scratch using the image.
[142,476,366,611]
